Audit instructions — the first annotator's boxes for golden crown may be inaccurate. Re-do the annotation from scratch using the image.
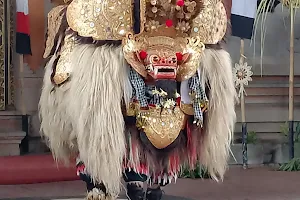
[66,0,227,81]
[66,0,227,43]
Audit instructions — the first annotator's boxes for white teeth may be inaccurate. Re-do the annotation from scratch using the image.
[146,65,153,72]
[149,65,154,71]
[154,68,158,75]
[168,176,172,184]
[152,176,156,183]
[163,174,168,185]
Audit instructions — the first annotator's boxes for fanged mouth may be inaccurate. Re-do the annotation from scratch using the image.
[147,65,177,79]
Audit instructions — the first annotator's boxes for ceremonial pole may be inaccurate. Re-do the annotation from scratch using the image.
[240,39,248,169]
[288,4,295,160]
[231,0,256,169]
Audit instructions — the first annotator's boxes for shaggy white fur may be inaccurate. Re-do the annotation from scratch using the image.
[39,44,132,196]
[39,54,77,163]
[198,48,237,181]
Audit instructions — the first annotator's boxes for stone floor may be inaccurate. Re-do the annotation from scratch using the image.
[1,166,300,200]
[0,196,190,200]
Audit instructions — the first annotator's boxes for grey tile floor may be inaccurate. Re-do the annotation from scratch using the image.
[1,166,300,200]
[0,196,191,200]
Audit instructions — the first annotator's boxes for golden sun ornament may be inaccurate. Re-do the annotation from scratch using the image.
[233,59,253,97]
[282,0,300,8]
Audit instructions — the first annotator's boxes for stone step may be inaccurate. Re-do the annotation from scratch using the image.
[244,95,300,104]
[250,75,300,84]
[0,111,24,132]
[0,111,29,156]
[235,103,300,122]
[0,131,26,156]
[246,87,300,96]
[235,122,284,133]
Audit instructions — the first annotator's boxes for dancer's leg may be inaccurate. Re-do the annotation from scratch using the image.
[76,161,111,200]
[145,178,170,200]
[123,169,147,200]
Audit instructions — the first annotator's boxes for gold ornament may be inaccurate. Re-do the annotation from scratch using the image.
[53,31,77,85]
[66,0,227,43]
[66,0,146,40]
[44,5,67,59]
[282,0,300,8]
[190,0,227,44]
[136,106,186,149]
[180,103,194,115]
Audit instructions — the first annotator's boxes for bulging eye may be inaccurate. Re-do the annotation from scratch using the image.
[171,57,177,63]
[168,57,177,64]
[150,55,160,63]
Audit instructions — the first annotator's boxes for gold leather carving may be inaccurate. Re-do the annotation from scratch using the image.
[180,103,194,116]
[191,0,227,44]
[137,106,186,149]
[66,0,146,40]
[44,5,67,59]
[53,32,76,85]
[51,0,72,5]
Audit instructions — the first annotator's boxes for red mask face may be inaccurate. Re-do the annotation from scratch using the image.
[140,48,186,80]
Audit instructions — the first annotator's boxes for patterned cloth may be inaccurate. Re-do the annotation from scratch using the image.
[129,69,148,107]
[188,73,208,123]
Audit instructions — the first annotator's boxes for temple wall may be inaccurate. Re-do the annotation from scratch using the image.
[13,0,53,153]
[228,5,300,76]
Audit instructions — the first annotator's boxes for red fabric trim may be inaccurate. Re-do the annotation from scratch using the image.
[16,12,30,34]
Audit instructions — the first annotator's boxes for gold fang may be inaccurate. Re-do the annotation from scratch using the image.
[139,106,186,149]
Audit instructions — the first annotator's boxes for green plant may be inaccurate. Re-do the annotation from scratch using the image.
[180,163,211,179]
[277,122,300,172]
[246,131,258,144]
[280,121,300,143]
[278,158,300,171]
[280,122,289,137]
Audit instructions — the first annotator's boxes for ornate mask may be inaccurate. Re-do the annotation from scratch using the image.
[123,32,205,81]
[66,0,228,80]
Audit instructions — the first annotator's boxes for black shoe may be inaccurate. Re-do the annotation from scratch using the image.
[79,173,107,194]
[146,187,163,200]
[127,183,145,200]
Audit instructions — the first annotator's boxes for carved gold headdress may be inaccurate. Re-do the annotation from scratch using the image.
[66,0,227,80]
[51,0,72,5]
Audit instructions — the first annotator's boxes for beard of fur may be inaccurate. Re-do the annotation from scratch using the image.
[199,49,237,181]
[40,44,132,196]
[39,54,78,163]
[68,44,130,195]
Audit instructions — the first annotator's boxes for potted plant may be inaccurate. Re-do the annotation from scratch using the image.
[229,131,264,165]
[273,122,300,164]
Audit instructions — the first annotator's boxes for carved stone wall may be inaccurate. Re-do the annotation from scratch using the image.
[0,0,14,110]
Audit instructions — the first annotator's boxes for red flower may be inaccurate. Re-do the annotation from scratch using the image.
[165,19,173,27]
[139,51,148,60]
[176,52,183,61]
[177,0,184,7]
